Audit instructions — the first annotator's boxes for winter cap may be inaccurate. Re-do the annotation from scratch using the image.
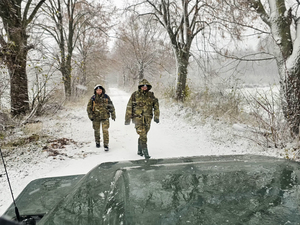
[94,84,103,90]
[93,84,106,95]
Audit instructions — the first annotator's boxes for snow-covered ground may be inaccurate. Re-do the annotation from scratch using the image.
[0,88,281,215]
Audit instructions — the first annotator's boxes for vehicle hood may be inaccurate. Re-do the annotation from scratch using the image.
[3,175,84,220]
[3,155,300,225]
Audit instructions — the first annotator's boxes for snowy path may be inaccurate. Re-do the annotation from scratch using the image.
[0,88,275,215]
[44,87,226,174]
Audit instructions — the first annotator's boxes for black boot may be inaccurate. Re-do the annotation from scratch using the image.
[137,139,143,156]
[96,143,100,148]
[104,145,109,151]
[142,148,151,159]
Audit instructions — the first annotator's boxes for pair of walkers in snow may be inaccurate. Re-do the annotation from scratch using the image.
[86,79,160,159]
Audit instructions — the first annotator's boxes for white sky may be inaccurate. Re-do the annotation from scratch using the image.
[111,0,127,8]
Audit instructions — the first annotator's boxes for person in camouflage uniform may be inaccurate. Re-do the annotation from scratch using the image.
[125,79,160,159]
[87,85,116,151]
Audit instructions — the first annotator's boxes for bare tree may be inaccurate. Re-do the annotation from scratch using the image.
[133,0,211,101]
[0,0,46,116]
[40,0,80,99]
[74,35,109,95]
[40,0,109,99]
[74,2,111,95]
[115,15,163,84]
[245,0,300,136]
[112,13,174,89]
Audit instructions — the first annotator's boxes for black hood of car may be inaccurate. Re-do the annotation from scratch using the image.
[4,155,300,225]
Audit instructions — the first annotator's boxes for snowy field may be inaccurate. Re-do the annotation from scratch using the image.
[0,88,281,215]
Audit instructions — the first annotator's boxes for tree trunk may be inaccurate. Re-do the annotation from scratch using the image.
[267,0,298,136]
[65,1,74,99]
[63,73,72,99]
[138,62,144,81]
[278,60,300,136]
[64,55,72,99]
[9,58,30,116]
[82,56,87,86]
[175,49,189,101]
[54,0,72,100]
[8,30,30,116]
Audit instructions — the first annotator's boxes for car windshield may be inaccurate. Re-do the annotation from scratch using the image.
[39,156,300,225]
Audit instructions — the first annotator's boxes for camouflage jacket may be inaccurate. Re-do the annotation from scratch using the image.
[87,93,116,120]
[125,79,159,123]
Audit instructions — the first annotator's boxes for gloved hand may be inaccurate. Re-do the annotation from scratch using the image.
[125,120,130,125]
[90,118,94,121]
[112,116,116,121]
[154,118,159,123]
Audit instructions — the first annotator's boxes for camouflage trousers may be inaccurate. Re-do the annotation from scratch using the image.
[93,118,110,146]
[135,117,151,151]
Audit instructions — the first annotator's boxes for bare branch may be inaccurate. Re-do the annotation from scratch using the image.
[248,0,270,26]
